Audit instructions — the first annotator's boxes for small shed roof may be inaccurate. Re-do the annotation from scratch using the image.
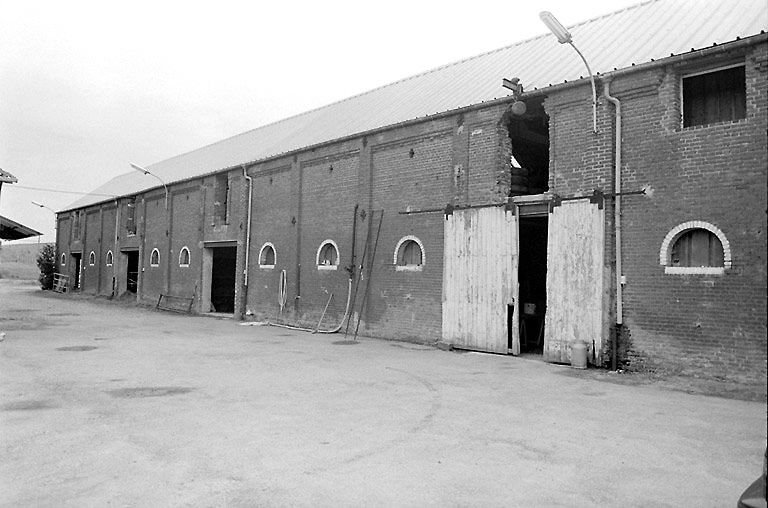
[64,0,768,212]
[0,215,42,241]
[0,168,18,184]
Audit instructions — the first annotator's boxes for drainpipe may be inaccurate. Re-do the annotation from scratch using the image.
[242,165,253,289]
[604,78,622,371]
[113,198,120,297]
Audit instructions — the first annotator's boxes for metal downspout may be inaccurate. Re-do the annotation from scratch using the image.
[604,79,622,371]
[113,198,120,297]
[242,166,253,289]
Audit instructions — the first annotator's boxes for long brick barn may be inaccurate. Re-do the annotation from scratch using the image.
[56,0,767,382]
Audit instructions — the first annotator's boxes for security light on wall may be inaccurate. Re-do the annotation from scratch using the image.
[540,11,597,133]
[130,163,168,209]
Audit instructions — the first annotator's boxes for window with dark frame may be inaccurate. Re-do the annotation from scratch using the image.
[683,66,746,127]
[318,242,338,266]
[150,248,160,267]
[126,197,137,235]
[72,211,81,240]
[671,229,724,267]
[397,240,423,267]
[214,173,230,225]
[259,244,275,266]
[179,247,190,267]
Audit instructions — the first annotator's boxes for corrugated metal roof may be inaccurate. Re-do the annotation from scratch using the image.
[64,0,768,211]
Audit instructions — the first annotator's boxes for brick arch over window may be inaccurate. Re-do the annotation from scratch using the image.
[393,235,425,271]
[659,221,731,274]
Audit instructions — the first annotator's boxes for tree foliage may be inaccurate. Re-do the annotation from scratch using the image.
[36,244,56,290]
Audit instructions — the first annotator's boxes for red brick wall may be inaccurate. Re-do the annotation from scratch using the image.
[141,196,167,302]
[546,41,767,381]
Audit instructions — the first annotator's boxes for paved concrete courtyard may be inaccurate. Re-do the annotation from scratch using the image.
[1,281,765,507]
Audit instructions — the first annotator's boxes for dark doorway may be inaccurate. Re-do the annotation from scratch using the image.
[71,253,82,290]
[210,246,237,313]
[517,216,548,353]
[126,251,139,294]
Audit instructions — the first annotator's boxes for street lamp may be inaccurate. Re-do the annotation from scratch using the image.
[540,11,598,133]
[32,201,55,213]
[130,163,168,209]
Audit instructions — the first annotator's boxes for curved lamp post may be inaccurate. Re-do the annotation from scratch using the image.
[540,11,598,133]
[130,163,168,209]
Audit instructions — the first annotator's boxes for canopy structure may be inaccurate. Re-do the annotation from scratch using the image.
[0,215,42,241]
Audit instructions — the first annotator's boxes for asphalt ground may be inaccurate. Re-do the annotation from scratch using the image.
[1,281,766,507]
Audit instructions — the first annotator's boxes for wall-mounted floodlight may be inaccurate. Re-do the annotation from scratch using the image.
[130,163,168,209]
[540,11,597,133]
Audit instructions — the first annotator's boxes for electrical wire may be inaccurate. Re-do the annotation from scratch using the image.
[12,184,118,198]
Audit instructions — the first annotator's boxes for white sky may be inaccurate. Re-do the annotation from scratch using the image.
[1,0,641,243]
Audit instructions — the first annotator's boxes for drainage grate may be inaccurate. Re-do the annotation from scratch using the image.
[56,346,98,352]
[107,387,194,398]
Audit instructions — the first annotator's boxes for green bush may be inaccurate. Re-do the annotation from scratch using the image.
[36,244,56,290]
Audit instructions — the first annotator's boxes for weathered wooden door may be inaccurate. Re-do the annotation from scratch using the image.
[544,199,605,363]
[442,207,519,354]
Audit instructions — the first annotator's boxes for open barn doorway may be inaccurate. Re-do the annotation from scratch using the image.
[515,215,548,354]
[202,244,237,314]
[125,251,138,294]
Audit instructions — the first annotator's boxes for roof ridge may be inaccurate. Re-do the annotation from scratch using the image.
[148,0,658,171]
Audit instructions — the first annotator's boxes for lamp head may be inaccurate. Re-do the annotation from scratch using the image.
[130,163,150,175]
[32,201,44,207]
[540,11,572,44]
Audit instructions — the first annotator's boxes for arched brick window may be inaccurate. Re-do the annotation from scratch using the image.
[316,240,339,270]
[61,253,66,266]
[106,250,113,267]
[150,248,160,267]
[259,242,276,269]
[660,221,731,274]
[178,247,191,267]
[88,251,96,266]
[394,236,425,272]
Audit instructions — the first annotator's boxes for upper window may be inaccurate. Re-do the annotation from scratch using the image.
[179,246,190,267]
[682,65,746,127]
[88,251,96,266]
[660,221,731,275]
[126,197,137,235]
[61,253,66,266]
[150,248,160,267]
[316,240,339,270]
[214,173,230,225]
[72,211,83,240]
[106,250,113,267]
[259,242,276,269]
[394,236,425,272]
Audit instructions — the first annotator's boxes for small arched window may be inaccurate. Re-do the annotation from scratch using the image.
[88,251,96,266]
[178,247,191,267]
[106,250,113,267]
[660,221,730,274]
[317,240,339,270]
[259,242,276,268]
[150,248,160,267]
[671,230,723,267]
[61,253,66,266]
[394,236,425,271]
